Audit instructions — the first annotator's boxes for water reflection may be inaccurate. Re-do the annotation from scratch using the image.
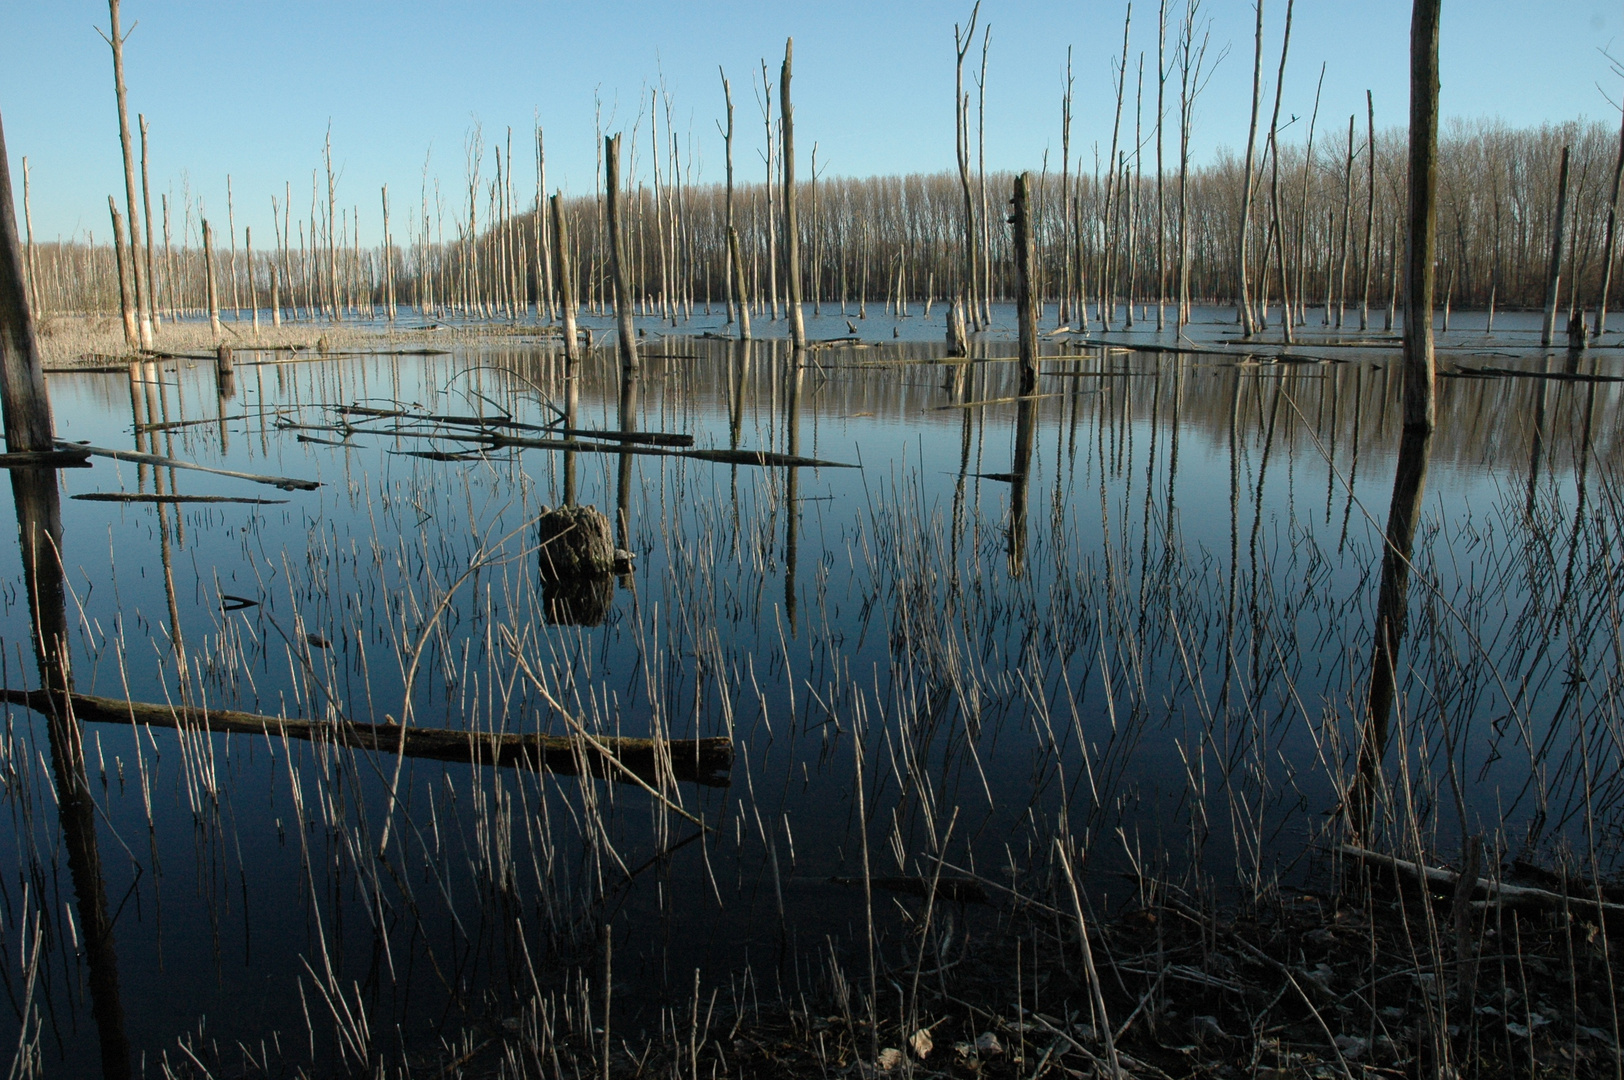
[11,468,131,1079]
[5,327,1621,1073]
[1351,427,1434,840]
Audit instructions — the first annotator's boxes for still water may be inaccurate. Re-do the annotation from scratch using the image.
[0,303,1617,1074]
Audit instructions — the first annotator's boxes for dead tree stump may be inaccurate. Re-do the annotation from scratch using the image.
[538,504,616,581]
[946,300,968,357]
[537,504,632,626]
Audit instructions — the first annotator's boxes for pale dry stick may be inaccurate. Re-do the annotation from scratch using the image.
[852,691,880,1068]
[1055,839,1122,1079]
[374,511,549,858]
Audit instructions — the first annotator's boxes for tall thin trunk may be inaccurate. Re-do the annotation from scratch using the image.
[138,115,157,331]
[1540,147,1571,348]
[1013,173,1038,394]
[1236,0,1264,335]
[604,134,639,375]
[954,3,982,325]
[0,113,58,452]
[1335,116,1355,328]
[1294,65,1325,327]
[202,217,221,341]
[1264,0,1295,344]
[550,193,578,369]
[104,0,151,347]
[782,39,806,351]
[1404,0,1441,431]
[109,198,136,345]
[1359,92,1377,330]
[1155,4,1167,331]
[1594,102,1624,337]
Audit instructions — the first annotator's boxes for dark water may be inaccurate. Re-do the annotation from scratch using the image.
[1,302,1619,1075]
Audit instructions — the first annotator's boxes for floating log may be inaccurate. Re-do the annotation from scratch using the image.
[553,427,694,448]
[0,449,92,469]
[681,447,857,468]
[1,689,733,788]
[60,441,321,491]
[338,406,694,447]
[73,492,286,504]
[482,432,855,469]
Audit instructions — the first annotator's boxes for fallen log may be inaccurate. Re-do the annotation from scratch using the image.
[482,432,855,469]
[60,441,321,491]
[553,427,694,448]
[338,406,695,447]
[73,492,287,505]
[1336,844,1624,921]
[0,450,93,469]
[1,689,733,788]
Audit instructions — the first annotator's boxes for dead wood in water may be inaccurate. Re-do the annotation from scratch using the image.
[1337,844,1624,923]
[73,491,285,504]
[61,440,320,490]
[0,688,734,788]
[0,450,91,469]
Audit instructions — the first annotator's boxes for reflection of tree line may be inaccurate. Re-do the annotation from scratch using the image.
[503,341,1620,480]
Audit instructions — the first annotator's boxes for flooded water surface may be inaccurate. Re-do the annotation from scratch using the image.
[2,305,1620,1075]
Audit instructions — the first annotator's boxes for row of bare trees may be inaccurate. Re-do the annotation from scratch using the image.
[22,114,1622,336]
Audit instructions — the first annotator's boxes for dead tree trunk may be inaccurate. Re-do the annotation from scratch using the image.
[103,0,150,348]
[109,198,137,347]
[781,39,806,352]
[551,193,579,368]
[1359,91,1377,330]
[1012,173,1038,394]
[1404,0,1441,431]
[604,133,639,375]
[954,2,983,327]
[720,69,737,326]
[0,114,56,451]
[1236,0,1264,335]
[1265,0,1295,345]
[202,218,222,342]
[728,226,751,341]
[1540,147,1571,348]
[1595,103,1624,337]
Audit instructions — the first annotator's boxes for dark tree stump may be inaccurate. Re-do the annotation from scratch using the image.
[537,504,616,582]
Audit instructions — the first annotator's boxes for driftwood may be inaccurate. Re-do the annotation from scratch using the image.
[73,492,287,505]
[1,688,733,788]
[0,449,93,469]
[337,406,694,448]
[1337,844,1624,921]
[553,427,694,448]
[61,441,321,491]
[482,432,855,469]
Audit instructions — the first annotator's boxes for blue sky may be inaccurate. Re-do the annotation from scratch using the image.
[2,1,1619,246]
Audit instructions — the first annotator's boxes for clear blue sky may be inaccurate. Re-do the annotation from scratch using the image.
[2,0,1619,246]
